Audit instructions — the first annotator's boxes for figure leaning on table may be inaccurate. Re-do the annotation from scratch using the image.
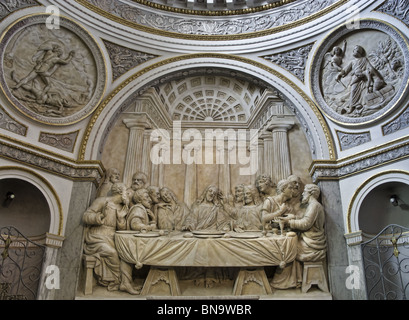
[272,183,327,290]
[116,188,159,295]
[127,188,157,232]
[82,182,140,294]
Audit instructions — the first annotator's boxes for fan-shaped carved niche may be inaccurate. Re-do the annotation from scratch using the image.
[156,75,262,122]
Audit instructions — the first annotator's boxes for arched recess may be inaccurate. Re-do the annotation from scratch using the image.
[0,166,63,236]
[79,54,335,163]
[347,170,409,234]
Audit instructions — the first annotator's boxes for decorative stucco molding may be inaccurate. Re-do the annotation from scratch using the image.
[0,139,103,184]
[39,131,79,153]
[376,0,409,27]
[310,137,409,182]
[103,40,158,81]
[336,130,371,151]
[0,105,27,136]
[80,0,338,36]
[262,44,314,82]
[382,105,409,135]
[0,0,39,21]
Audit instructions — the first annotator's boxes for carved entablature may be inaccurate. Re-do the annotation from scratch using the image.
[0,139,103,185]
[0,14,106,125]
[310,138,409,182]
[311,19,409,126]
[82,0,337,36]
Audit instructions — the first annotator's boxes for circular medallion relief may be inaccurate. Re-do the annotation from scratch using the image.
[311,19,408,126]
[0,14,106,125]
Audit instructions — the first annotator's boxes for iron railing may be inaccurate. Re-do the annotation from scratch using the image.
[361,224,409,300]
[0,226,46,300]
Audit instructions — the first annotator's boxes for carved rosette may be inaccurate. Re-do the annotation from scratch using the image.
[0,14,106,125]
[311,19,409,126]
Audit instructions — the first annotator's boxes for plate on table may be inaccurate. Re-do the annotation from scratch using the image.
[230,232,260,239]
[133,232,161,238]
[116,230,140,234]
[193,234,224,239]
[192,230,225,236]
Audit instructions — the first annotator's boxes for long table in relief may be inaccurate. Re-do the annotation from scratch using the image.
[115,231,298,296]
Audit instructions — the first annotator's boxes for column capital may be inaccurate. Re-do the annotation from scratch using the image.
[123,114,152,130]
[267,120,294,132]
[344,230,363,246]
[259,131,273,141]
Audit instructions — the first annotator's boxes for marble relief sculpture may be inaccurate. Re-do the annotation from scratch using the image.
[156,187,190,231]
[0,15,106,125]
[82,183,129,291]
[147,185,161,218]
[322,35,404,118]
[285,184,327,262]
[261,179,295,235]
[183,185,232,232]
[82,169,328,296]
[127,188,157,232]
[255,174,276,201]
[126,172,149,206]
[96,167,121,198]
[235,185,263,232]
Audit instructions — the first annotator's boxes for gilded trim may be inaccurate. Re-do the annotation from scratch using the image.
[382,103,409,136]
[335,129,371,151]
[310,134,409,170]
[346,169,409,233]
[78,53,335,161]
[0,166,64,236]
[129,0,297,16]
[309,18,409,127]
[0,134,104,183]
[38,130,80,153]
[0,133,101,166]
[75,0,348,40]
[0,13,107,126]
[0,104,28,137]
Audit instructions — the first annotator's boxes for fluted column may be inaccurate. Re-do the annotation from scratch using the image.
[123,115,150,187]
[248,139,259,181]
[183,144,200,208]
[260,131,273,180]
[141,130,152,178]
[269,122,294,183]
[217,145,234,197]
[257,138,264,177]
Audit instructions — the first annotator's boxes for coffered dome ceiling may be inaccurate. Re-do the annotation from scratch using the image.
[156,75,263,122]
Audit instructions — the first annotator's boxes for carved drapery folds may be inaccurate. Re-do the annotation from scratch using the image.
[83,169,328,296]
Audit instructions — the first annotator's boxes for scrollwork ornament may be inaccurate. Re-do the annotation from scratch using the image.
[0,14,106,125]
